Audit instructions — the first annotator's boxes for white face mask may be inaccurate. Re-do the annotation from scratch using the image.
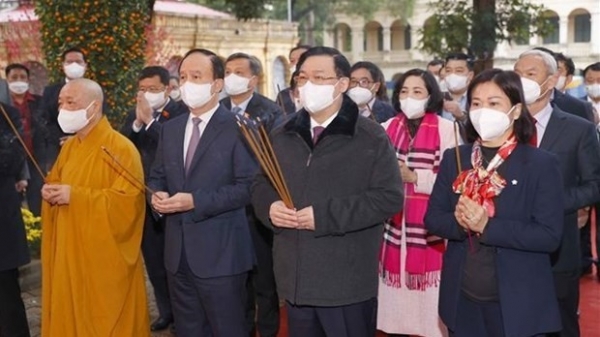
[290,65,296,74]
[8,81,29,95]
[585,83,600,99]
[144,91,167,110]
[169,89,181,100]
[438,78,448,92]
[469,106,515,141]
[224,74,252,96]
[347,87,374,106]
[299,80,339,114]
[555,76,567,91]
[400,97,428,119]
[521,77,551,105]
[445,74,469,92]
[180,82,214,109]
[58,101,95,134]
[64,63,86,79]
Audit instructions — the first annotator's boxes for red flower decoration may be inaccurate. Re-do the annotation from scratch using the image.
[162,110,170,119]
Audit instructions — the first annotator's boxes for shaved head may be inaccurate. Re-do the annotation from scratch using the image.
[59,78,104,117]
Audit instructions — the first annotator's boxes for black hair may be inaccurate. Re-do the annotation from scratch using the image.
[226,52,262,76]
[534,47,575,76]
[290,45,311,57]
[138,66,170,86]
[391,68,444,114]
[5,63,29,78]
[464,69,535,144]
[289,69,299,90]
[583,62,600,78]
[427,59,445,68]
[62,46,87,63]
[296,46,351,78]
[179,48,225,80]
[444,53,474,71]
[351,61,389,102]
[555,53,575,76]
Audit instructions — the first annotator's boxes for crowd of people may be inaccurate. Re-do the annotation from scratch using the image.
[0,42,599,337]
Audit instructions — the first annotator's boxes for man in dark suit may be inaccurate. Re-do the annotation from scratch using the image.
[0,102,31,337]
[515,49,600,337]
[6,63,48,216]
[121,66,188,332]
[219,52,283,337]
[40,46,87,171]
[534,47,595,122]
[148,49,257,337]
[277,45,310,116]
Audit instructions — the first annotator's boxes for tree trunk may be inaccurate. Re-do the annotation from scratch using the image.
[305,10,316,46]
[470,0,496,72]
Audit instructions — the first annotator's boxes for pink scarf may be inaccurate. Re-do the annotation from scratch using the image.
[380,113,445,290]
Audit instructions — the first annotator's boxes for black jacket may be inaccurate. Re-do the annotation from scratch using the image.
[552,89,595,122]
[276,87,296,116]
[40,81,66,147]
[0,103,31,271]
[121,98,188,176]
[251,96,404,306]
[540,107,600,272]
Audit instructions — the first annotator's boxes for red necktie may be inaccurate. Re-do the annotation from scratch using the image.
[529,118,538,147]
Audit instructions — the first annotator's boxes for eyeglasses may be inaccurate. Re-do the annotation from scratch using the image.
[349,79,373,89]
[138,87,166,93]
[295,75,339,86]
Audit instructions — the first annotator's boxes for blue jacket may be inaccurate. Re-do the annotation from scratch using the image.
[425,144,564,337]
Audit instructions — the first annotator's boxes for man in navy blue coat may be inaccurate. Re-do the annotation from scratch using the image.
[148,49,257,337]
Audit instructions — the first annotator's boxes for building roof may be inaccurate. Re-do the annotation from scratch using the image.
[0,0,231,23]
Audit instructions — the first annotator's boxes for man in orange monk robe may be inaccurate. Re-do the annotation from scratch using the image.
[40,79,150,337]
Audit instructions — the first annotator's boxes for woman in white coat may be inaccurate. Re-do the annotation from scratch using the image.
[378,68,459,337]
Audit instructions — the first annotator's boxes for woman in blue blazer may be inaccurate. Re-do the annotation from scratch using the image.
[425,69,564,337]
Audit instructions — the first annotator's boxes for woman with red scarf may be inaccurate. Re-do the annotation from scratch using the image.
[425,69,564,337]
[378,69,457,337]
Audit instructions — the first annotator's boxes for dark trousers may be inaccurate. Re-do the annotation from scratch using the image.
[580,207,599,273]
[23,158,43,216]
[168,251,248,337]
[246,217,279,337]
[141,207,172,320]
[449,293,506,337]
[286,298,377,337]
[549,270,580,337]
[0,269,30,337]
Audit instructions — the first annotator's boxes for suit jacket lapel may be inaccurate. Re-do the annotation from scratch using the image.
[187,107,227,174]
[539,109,564,151]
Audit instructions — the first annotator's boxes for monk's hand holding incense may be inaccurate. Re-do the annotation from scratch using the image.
[152,192,193,214]
[42,184,71,205]
[270,200,298,228]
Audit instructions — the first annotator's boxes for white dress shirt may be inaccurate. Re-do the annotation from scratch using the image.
[534,103,553,147]
[360,98,376,117]
[441,94,467,121]
[183,103,219,162]
[310,112,338,138]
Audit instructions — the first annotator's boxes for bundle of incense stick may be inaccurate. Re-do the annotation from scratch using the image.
[236,116,294,209]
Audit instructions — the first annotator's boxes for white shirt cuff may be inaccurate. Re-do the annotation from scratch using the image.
[132,121,143,133]
[145,119,155,131]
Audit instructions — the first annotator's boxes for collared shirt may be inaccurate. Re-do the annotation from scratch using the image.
[441,94,467,121]
[231,94,254,115]
[588,97,600,120]
[10,92,35,151]
[183,103,219,162]
[534,103,553,147]
[359,98,376,118]
[310,112,338,138]
[132,97,171,133]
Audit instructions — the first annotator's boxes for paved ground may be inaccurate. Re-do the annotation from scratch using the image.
[23,275,175,337]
